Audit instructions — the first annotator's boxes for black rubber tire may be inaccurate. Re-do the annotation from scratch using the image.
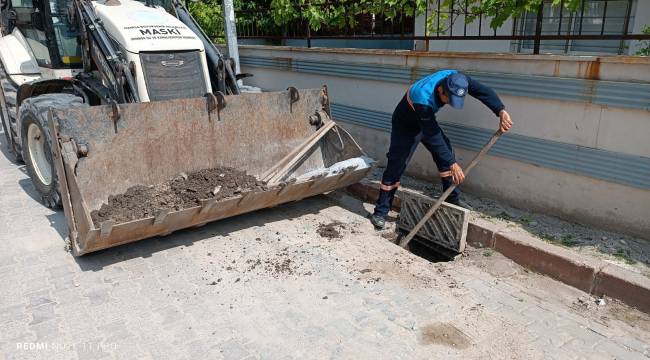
[0,62,21,162]
[19,94,85,209]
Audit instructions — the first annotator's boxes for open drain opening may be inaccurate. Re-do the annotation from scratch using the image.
[409,239,458,263]
[395,192,470,262]
[394,231,457,263]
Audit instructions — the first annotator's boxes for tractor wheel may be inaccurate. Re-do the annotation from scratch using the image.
[0,62,21,162]
[19,94,85,208]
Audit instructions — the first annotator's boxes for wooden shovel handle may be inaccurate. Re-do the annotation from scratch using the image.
[266,121,337,185]
[398,129,503,249]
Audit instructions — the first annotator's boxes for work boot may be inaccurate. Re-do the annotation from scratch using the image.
[447,197,473,210]
[369,214,386,229]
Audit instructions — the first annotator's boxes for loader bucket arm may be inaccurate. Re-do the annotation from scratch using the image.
[49,88,373,255]
[173,0,240,95]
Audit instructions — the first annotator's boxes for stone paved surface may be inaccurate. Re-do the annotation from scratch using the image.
[1,132,649,360]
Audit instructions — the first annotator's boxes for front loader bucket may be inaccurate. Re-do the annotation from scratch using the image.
[50,88,373,255]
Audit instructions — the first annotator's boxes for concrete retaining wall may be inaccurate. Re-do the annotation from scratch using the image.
[238,45,650,240]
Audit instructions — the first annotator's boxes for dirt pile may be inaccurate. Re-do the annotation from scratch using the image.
[91,167,266,226]
[264,258,295,276]
[237,250,300,278]
[317,221,345,239]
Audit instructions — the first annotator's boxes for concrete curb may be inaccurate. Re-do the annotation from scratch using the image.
[345,180,650,313]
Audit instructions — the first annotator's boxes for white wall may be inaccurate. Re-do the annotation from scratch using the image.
[238,46,650,240]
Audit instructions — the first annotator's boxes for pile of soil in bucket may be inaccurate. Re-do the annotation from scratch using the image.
[90,167,266,226]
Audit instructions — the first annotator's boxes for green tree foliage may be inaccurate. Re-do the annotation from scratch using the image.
[464,0,582,30]
[188,0,225,42]
[268,0,425,32]
[267,0,584,33]
[636,25,650,56]
[189,0,584,41]
[189,0,276,43]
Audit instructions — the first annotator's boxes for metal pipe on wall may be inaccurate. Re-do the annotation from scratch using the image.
[222,0,242,85]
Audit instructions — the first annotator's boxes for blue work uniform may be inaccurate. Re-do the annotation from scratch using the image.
[374,70,505,217]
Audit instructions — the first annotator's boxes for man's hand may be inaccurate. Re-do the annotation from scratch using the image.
[499,110,513,133]
[449,163,465,185]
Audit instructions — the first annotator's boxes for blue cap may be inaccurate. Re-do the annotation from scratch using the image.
[444,73,469,109]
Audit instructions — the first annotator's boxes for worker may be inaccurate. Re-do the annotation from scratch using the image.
[370,70,513,229]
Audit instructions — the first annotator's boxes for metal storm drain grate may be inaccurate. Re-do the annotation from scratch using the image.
[397,190,469,253]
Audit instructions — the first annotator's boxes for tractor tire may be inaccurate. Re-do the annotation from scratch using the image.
[0,62,21,162]
[19,94,85,209]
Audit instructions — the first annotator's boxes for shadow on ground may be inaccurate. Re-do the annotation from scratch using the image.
[16,178,69,240]
[0,127,21,164]
[2,128,69,245]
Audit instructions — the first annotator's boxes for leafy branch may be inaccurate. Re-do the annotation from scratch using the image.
[188,0,592,42]
[636,25,650,56]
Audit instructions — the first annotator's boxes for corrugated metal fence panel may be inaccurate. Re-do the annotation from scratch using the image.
[239,56,291,71]
[330,103,650,190]
[241,56,650,111]
[293,59,415,83]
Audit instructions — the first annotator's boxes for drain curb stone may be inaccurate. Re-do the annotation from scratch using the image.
[593,264,650,313]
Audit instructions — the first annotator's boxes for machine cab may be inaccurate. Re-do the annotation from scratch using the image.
[2,0,83,70]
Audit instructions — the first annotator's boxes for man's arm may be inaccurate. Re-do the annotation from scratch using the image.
[467,76,513,133]
[467,76,505,116]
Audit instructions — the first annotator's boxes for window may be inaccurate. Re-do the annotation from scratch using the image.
[9,0,34,24]
[21,28,51,66]
[49,0,82,66]
[10,0,32,8]
[513,0,636,55]
[10,0,81,67]
[10,0,52,66]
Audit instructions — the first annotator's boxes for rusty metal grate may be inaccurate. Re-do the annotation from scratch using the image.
[397,190,469,253]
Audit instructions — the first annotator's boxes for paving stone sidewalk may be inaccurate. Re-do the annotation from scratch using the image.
[0,133,649,360]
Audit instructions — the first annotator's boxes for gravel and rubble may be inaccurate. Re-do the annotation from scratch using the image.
[369,167,650,277]
[317,221,345,239]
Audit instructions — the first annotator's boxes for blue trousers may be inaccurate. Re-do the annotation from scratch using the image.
[374,97,460,217]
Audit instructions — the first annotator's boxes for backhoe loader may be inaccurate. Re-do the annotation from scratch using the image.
[0,0,373,255]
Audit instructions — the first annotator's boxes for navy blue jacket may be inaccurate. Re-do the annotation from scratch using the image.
[405,70,505,167]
